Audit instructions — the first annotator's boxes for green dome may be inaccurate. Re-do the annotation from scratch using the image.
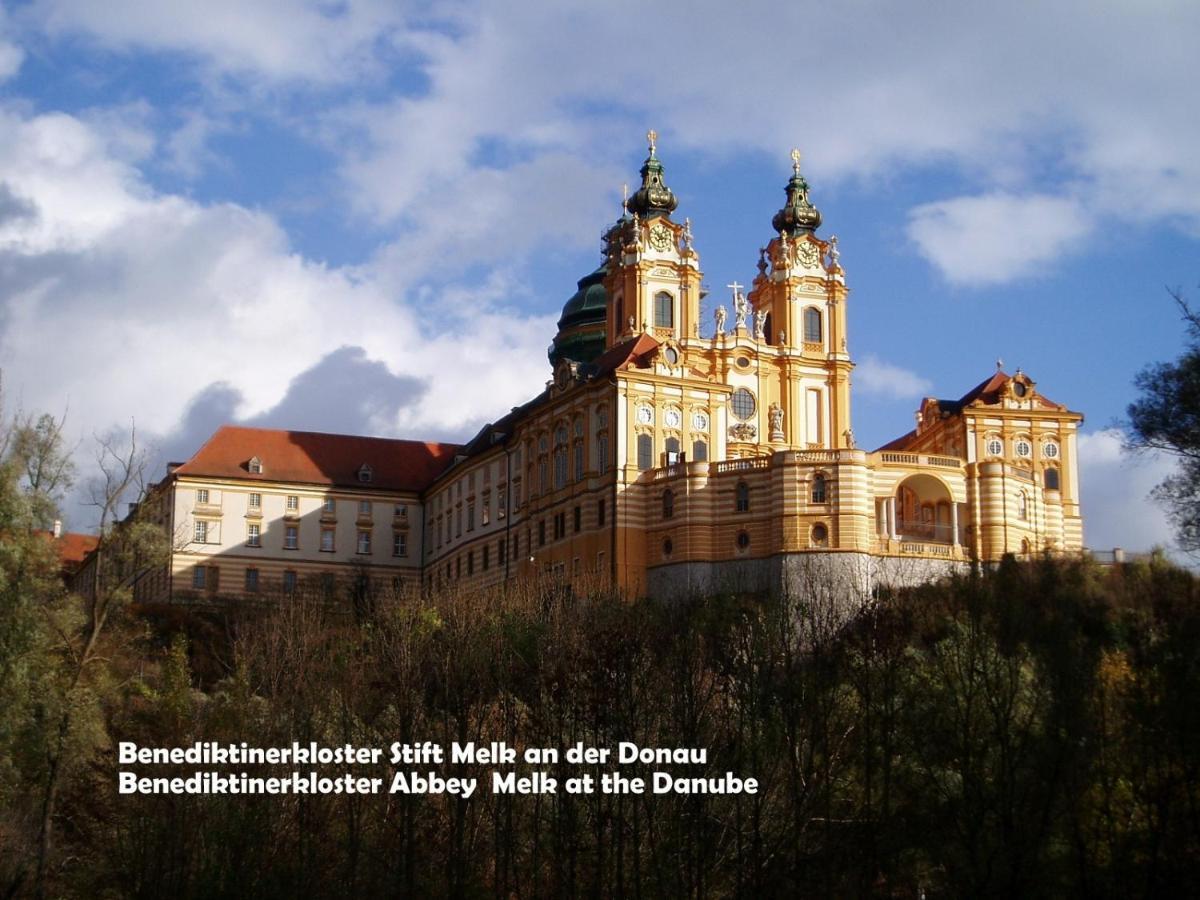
[557,265,608,330]
[549,265,608,367]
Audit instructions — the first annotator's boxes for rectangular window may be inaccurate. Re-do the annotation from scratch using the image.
[637,434,653,470]
[468,551,474,575]
[283,570,297,594]
[245,568,259,593]
[246,523,261,547]
[574,505,582,533]
[539,520,546,547]
[598,498,606,527]
[323,497,336,514]
[482,496,490,526]
[575,443,584,481]
[358,500,372,517]
[456,507,462,537]
[321,528,335,552]
[498,538,506,563]
[483,545,490,570]
[467,502,475,532]
[286,495,299,512]
[284,525,298,550]
[395,503,408,519]
[357,530,372,554]
[598,436,608,473]
[248,492,261,510]
[194,520,208,543]
[393,532,407,557]
[196,489,209,504]
[192,566,206,589]
[498,486,507,518]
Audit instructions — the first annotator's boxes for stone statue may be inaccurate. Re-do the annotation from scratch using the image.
[714,304,727,335]
[682,217,694,250]
[778,329,786,345]
[828,234,840,266]
[728,281,748,330]
[628,315,635,331]
[768,402,785,441]
[843,427,856,449]
[754,308,767,340]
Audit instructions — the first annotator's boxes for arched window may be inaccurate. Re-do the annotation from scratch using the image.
[736,481,750,513]
[663,489,674,519]
[803,307,822,342]
[637,434,653,471]
[554,426,568,489]
[811,473,827,503]
[763,312,773,344]
[1018,492,1029,520]
[692,440,707,462]
[665,436,680,464]
[1044,467,1060,490]
[654,291,673,328]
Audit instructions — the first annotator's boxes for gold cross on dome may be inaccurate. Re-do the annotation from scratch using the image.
[791,148,802,173]
[647,129,657,153]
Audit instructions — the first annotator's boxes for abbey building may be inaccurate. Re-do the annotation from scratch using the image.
[135,136,1083,603]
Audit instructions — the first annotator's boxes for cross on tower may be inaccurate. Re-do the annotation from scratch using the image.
[647,129,657,153]
[726,280,744,300]
[790,148,802,174]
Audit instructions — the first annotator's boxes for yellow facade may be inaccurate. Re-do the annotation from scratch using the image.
[142,136,1084,604]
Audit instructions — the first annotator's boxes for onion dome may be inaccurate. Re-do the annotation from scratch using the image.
[771,148,822,236]
[549,265,608,367]
[625,130,678,218]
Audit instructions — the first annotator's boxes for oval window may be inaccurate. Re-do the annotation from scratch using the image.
[730,388,757,421]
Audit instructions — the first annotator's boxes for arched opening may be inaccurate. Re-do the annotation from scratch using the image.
[735,481,750,513]
[637,434,653,470]
[803,306,822,342]
[811,472,827,503]
[893,473,956,543]
[654,291,673,328]
[663,489,675,519]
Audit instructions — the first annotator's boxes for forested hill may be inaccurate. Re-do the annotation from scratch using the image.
[3,531,1198,897]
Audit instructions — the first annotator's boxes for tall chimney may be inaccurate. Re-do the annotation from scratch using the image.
[53,520,62,538]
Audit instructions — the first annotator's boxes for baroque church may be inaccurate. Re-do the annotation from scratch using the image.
[133,135,1083,603]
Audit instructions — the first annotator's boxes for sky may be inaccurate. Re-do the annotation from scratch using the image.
[0,0,1195,553]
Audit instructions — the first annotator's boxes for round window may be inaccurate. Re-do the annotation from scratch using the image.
[1015,440,1032,458]
[1043,442,1059,459]
[730,388,757,421]
[735,357,751,368]
[664,346,679,365]
[736,531,750,550]
[986,438,1003,456]
[1013,382,1028,397]
[811,523,829,547]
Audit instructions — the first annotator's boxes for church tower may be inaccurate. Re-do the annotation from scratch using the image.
[602,132,703,349]
[745,151,854,449]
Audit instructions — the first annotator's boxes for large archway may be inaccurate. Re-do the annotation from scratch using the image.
[892,473,957,544]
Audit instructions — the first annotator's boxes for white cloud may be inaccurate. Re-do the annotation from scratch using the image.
[855,354,933,400]
[29,0,416,84]
[1076,428,1177,554]
[907,193,1093,286]
[0,105,553,504]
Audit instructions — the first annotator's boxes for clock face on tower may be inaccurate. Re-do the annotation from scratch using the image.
[649,224,673,251]
[692,411,709,431]
[636,405,654,425]
[797,241,819,267]
[664,409,681,429]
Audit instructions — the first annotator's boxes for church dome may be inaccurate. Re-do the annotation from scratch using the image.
[772,149,822,237]
[549,265,608,367]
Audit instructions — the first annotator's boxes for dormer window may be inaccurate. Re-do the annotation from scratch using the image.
[358,464,373,483]
[248,456,263,474]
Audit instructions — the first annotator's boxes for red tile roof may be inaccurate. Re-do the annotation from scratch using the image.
[591,333,660,375]
[174,425,461,493]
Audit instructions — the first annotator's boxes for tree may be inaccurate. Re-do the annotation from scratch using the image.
[1127,288,1200,552]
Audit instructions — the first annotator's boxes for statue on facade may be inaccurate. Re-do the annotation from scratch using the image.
[843,427,856,449]
[682,217,694,251]
[828,233,840,267]
[754,308,767,340]
[768,402,785,441]
[714,304,727,336]
[778,329,786,346]
[728,281,748,330]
